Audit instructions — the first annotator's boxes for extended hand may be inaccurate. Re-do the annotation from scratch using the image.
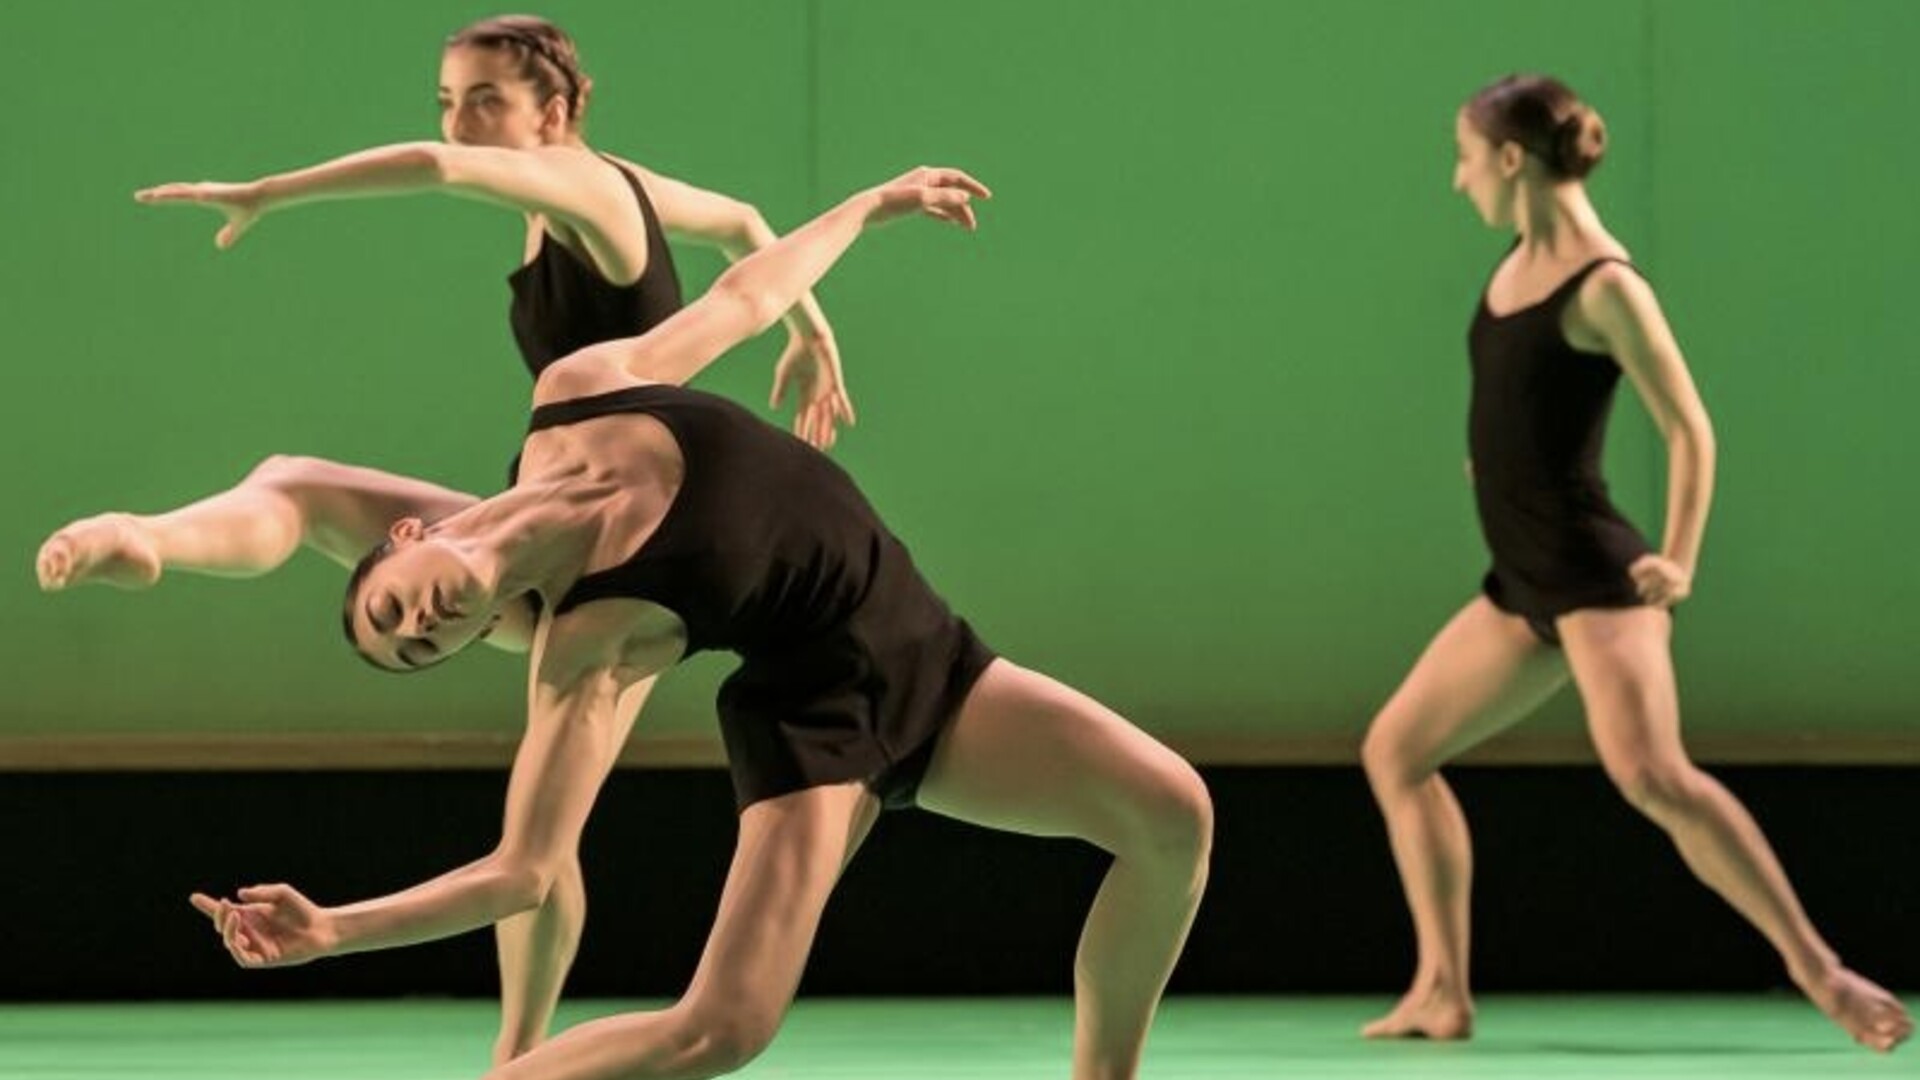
[135,181,265,249]
[869,167,992,230]
[1629,554,1692,608]
[190,884,337,967]
[771,331,856,450]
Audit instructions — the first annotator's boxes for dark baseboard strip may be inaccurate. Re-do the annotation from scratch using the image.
[2,730,1912,770]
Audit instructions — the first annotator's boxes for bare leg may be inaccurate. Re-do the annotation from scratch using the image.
[494,680,657,1065]
[915,660,1213,1080]
[1358,597,1569,1039]
[36,454,480,589]
[1563,606,1912,1053]
[479,782,881,1080]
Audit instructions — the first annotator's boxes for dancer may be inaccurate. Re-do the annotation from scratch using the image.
[49,16,846,1063]
[192,165,1212,1080]
[135,14,850,445]
[1358,74,1910,1053]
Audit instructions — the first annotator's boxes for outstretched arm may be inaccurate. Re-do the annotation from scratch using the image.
[193,614,674,965]
[136,143,635,253]
[538,167,990,400]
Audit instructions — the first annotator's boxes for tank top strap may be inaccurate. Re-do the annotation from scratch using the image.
[598,153,662,229]
[528,384,675,434]
[554,563,654,616]
[1547,256,1643,310]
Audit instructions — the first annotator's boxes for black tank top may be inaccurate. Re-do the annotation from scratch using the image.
[508,155,684,378]
[1467,257,1653,617]
[526,385,963,660]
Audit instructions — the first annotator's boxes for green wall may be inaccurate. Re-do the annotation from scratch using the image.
[3,1,1912,754]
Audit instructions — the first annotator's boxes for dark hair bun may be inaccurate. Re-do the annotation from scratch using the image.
[1552,108,1607,179]
[1465,75,1607,181]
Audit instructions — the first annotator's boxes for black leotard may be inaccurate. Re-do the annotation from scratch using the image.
[526,384,997,809]
[508,154,684,380]
[505,155,686,488]
[1468,257,1654,642]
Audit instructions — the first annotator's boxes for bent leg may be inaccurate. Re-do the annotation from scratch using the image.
[483,782,881,1080]
[37,454,479,589]
[1564,606,1912,1053]
[915,660,1212,1080]
[1358,596,1569,1039]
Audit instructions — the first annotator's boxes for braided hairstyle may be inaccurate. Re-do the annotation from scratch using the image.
[1464,74,1607,180]
[447,15,593,129]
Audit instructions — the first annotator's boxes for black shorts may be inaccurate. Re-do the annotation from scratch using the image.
[715,620,997,812]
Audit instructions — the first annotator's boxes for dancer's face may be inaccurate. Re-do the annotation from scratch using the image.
[438,45,565,148]
[1452,110,1522,228]
[350,519,494,671]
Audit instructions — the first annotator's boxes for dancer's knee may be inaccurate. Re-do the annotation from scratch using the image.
[1361,717,1433,794]
[1121,757,1213,879]
[669,998,783,1076]
[1607,755,1708,823]
[243,453,318,490]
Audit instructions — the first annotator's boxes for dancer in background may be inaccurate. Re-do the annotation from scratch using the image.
[1358,74,1909,1053]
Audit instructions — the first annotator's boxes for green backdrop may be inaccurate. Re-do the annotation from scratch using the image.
[3,1,1913,758]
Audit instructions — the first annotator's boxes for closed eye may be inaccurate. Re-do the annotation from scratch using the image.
[367,595,402,635]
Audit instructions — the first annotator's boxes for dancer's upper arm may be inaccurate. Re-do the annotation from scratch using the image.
[434,145,633,236]
[496,608,680,888]
[1579,266,1710,442]
[612,158,764,250]
[494,673,623,890]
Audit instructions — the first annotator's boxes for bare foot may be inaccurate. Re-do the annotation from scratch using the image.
[36,513,162,591]
[1802,967,1912,1053]
[1361,985,1474,1040]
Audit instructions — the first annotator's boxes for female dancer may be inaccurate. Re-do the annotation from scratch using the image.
[1358,74,1910,1053]
[134,14,850,444]
[191,165,1213,1080]
[46,15,843,1064]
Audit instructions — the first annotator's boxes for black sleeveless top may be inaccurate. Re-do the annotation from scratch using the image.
[1467,257,1653,619]
[524,384,996,809]
[508,155,684,379]
[529,384,951,657]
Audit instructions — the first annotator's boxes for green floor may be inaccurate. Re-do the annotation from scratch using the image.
[0,996,1909,1078]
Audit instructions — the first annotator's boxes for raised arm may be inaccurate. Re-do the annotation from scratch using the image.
[612,159,837,348]
[136,142,637,256]
[613,158,852,447]
[1581,265,1717,606]
[537,167,990,401]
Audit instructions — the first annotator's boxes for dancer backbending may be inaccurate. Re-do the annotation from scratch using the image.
[1358,74,1909,1053]
[189,166,1212,1080]
[46,15,847,1062]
